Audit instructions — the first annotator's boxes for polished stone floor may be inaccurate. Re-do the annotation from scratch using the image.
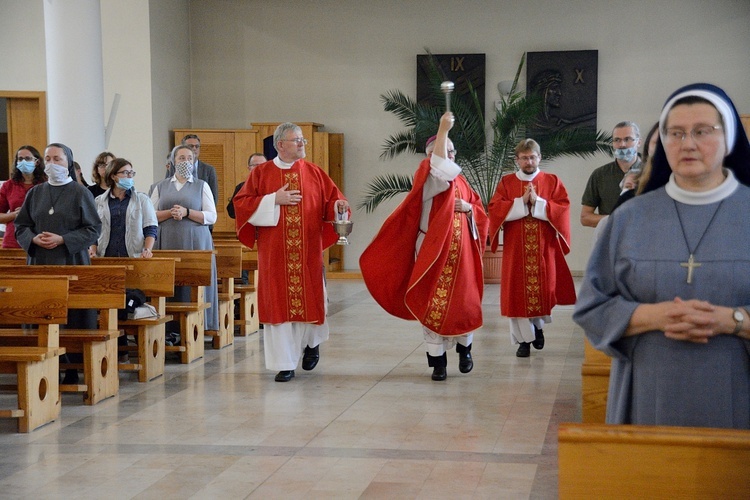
[0,280,583,499]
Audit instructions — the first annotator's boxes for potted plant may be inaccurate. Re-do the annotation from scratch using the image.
[358,53,612,282]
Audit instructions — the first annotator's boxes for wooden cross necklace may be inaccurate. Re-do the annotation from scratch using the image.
[673,199,724,284]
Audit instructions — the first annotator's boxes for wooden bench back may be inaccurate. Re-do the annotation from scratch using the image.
[0,276,69,348]
[0,256,26,266]
[213,242,243,279]
[0,248,27,258]
[558,422,750,498]
[0,265,126,310]
[242,247,258,272]
[151,250,213,287]
[91,257,176,298]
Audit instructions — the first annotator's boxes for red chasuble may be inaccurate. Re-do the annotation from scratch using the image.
[360,158,489,336]
[488,171,576,318]
[233,159,345,325]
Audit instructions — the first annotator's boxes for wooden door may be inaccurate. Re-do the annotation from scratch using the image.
[1,91,47,179]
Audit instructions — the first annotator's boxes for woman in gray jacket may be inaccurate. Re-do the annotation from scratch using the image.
[90,158,157,258]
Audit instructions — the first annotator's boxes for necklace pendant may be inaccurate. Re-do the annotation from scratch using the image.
[49,207,54,215]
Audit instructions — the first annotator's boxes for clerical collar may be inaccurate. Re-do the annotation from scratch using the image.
[665,169,738,205]
[274,157,296,169]
[516,169,540,181]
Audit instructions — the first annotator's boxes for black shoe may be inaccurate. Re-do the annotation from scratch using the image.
[62,369,79,385]
[516,342,531,358]
[431,366,447,381]
[532,327,545,350]
[275,370,295,382]
[427,352,448,381]
[456,343,473,373]
[302,345,320,371]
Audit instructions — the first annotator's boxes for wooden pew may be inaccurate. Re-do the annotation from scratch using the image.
[211,242,242,349]
[581,338,612,423]
[152,250,213,364]
[0,265,126,405]
[558,422,750,498]
[0,256,26,266]
[0,248,27,258]
[92,257,175,382]
[235,246,260,336]
[0,276,68,432]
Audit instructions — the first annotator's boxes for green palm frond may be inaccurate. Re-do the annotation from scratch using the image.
[357,173,414,213]
[540,128,613,160]
[380,90,418,126]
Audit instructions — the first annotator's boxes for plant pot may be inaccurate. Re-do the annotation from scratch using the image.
[483,245,503,284]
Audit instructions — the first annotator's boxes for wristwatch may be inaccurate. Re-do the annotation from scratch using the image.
[732,308,744,335]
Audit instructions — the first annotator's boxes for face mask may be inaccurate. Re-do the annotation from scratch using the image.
[175,161,193,180]
[116,177,134,191]
[45,163,70,184]
[16,160,36,174]
[613,147,638,162]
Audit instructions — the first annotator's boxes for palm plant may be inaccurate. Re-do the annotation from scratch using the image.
[358,53,612,213]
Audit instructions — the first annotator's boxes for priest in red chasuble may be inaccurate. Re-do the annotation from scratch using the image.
[233,122,349,383]
[488,138,576,358]
[360,113,489,381]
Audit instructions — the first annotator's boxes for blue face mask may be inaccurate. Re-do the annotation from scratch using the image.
[16,160,36,174]
[613,147,638,162]
[116,177,134,191]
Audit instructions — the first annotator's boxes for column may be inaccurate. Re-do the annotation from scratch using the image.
[43,0,105,169]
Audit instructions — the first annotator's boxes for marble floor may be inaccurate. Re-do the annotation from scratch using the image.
[0,280,584,499]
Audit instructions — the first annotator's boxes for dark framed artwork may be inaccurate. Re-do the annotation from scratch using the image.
[417,53,485,116]
[526,50,598,140]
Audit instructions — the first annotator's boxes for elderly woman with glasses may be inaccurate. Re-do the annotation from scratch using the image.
[149,144,219,334]
[90,158,157,258]
[574,83,750,429]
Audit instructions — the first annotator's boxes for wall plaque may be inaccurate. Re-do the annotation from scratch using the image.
[526,50,598,140]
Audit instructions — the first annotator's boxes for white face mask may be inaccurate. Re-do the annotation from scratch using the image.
[45,163,70,185]
[175,161,193,180]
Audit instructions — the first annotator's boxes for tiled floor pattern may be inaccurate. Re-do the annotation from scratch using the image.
[0,281,583,499]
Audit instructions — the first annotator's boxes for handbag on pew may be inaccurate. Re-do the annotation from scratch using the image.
[118,288,149,320]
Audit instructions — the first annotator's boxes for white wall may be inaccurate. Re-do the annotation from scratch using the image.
[100,0,154,188]
[187,0,750,272]
[149,0,192,175]
[0,1,47,92]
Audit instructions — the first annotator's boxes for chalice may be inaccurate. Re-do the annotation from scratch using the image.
[440,81,455,112]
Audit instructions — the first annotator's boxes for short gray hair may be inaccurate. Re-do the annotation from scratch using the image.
[273,122,301,151]
[614,121,640,138]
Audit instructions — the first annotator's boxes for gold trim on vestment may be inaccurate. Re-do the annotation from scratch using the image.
[424,189,463,331]
[284,171,305,320]
[523,215,543,316]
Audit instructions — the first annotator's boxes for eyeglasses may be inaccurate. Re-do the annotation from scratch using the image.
[185,143,201,149]
[664,125,723,144]
[281,138,308,145]
[116,170,137,178]
[96,163,107,169]
[517,155,539,162]
[447,149,457,155]
[613,137,638,146]
[17,156,35,162]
